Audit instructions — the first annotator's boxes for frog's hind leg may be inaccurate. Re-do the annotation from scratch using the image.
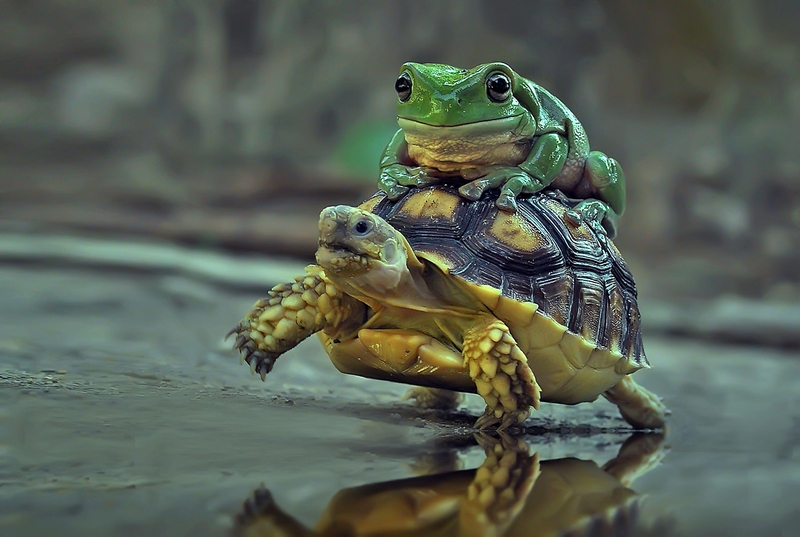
[462,315,541,430]
[602,375,669,430]
[566,151,625,238]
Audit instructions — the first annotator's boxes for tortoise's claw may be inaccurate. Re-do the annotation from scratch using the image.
[474,411,501,430]
[225,324,242,340]
[234,334,247,350]
[497,410,528,432]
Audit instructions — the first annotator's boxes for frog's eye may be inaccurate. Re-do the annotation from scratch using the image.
[486,72,512,103]
[395,73,412,102]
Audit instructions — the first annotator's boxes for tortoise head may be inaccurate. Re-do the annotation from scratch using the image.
[316,206,423,298]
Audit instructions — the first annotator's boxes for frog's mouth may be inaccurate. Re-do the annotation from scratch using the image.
[397,113,527,139]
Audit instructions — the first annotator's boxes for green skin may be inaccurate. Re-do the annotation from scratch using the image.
[379,62,626,237]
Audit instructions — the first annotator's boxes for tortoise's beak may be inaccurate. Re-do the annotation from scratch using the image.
[318,205,351,246]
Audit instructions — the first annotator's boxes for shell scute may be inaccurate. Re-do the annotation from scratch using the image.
[367,184,647,369]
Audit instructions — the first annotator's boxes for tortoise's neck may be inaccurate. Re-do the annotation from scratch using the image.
[335,258,442,313]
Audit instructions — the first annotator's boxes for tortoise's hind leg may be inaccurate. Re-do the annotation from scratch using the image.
[603,375,669,429]
[404,387,464,410]
[462,315,541,430]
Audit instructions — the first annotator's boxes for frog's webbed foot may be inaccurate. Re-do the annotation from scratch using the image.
[458,167,544,213]
[566,198,613,236]
[380,164,444,199]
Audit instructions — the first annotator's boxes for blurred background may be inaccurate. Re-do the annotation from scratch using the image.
[1,0,799,344]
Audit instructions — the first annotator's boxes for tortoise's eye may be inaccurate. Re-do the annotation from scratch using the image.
[395,72,412,102]
[353,219,373,236]
[486,72,512,102]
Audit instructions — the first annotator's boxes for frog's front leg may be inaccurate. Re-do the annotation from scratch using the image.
[458,132,569,212]
[566,151,626,238]
[378,129,441,199]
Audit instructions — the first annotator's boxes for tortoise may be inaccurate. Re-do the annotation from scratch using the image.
[229,185,667,430]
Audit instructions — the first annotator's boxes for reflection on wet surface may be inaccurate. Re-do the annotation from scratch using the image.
[234,433,669,537]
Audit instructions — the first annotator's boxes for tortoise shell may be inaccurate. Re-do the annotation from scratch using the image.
[359,185,647,371]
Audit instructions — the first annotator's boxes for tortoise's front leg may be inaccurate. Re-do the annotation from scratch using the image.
[602,375,669,430]
[228,265,364,380]
[462,315,541,430]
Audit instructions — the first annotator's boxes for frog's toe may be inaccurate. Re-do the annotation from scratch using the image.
[386,184,409,200]
[566,209,583,226]
[459,182,486,201]
[414,173,441,187]
[496,192,519,213]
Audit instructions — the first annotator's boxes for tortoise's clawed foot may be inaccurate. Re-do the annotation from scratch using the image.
[603,376,669,430]
[498,409,530,431]
[463,317,541,431]
[474,410,501,430]
[229,319,279,381]
[473,406,530,431]
[404,387,464,410]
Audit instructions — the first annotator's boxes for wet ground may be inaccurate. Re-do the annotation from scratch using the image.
[1,258,799,537]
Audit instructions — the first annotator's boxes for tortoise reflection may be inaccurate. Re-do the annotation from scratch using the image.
[234,433,666,537]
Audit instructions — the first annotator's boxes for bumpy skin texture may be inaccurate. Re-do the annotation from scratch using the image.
[379,62,626,237]
[463,316,540,430]
[228,265,364,380]
[602,375,670,430]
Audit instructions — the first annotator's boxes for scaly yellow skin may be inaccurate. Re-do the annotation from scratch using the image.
[229,265,365,380]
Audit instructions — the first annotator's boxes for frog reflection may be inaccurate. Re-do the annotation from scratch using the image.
[234,433,666,537]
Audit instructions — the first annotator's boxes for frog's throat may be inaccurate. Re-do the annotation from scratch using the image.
[399,114,533,170]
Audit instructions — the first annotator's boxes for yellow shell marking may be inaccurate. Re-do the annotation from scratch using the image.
[488,210,548,251]
[358,195,382,213]
[397,189,461,220]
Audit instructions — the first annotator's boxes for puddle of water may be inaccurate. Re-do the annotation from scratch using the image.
[2,266,800,536]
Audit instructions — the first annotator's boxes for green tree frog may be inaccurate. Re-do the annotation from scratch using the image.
[378,62,626,237]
